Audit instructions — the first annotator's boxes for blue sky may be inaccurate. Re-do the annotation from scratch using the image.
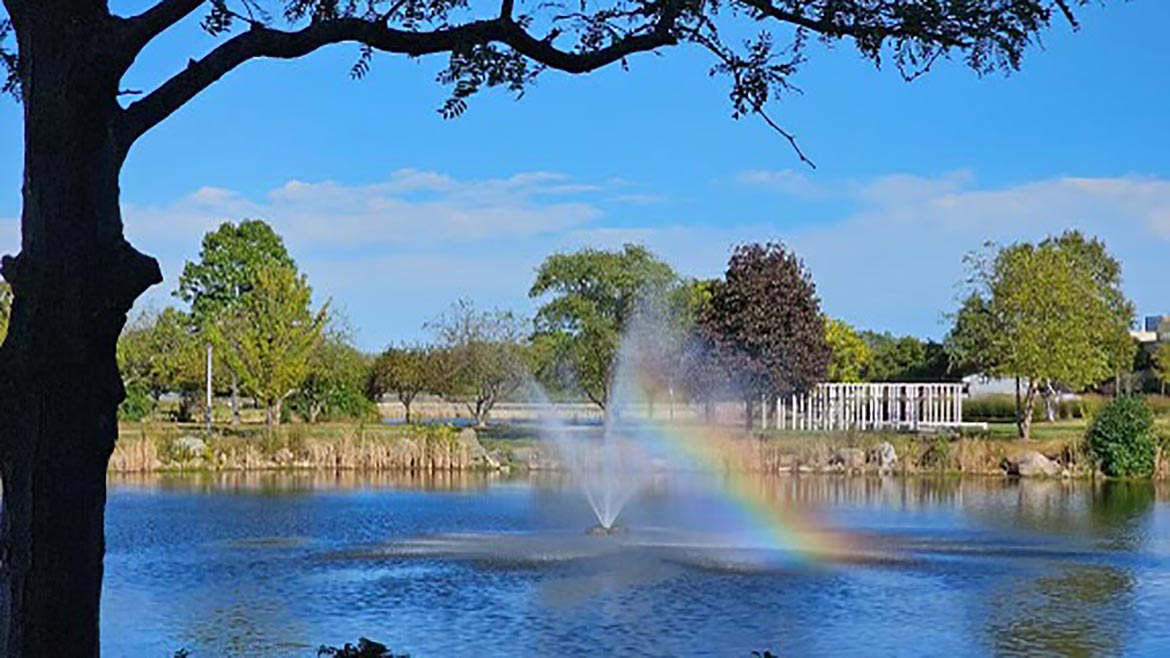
[2,1,1168,351]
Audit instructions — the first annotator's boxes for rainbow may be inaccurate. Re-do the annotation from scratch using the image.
[630,422,858,562]
[602,371,862,563]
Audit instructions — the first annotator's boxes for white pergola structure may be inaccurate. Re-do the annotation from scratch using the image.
[772,382,965,432]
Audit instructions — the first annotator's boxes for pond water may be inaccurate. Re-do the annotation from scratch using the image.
[102,472,1170,657]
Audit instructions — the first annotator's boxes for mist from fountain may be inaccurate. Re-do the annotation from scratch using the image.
[528,382,647,530]
[531,297,686,531]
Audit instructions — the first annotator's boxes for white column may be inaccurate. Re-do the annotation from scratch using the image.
[205,344,213,433]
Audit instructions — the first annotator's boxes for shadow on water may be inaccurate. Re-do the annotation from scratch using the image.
[986,563,1135,657]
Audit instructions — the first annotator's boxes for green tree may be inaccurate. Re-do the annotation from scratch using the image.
[862,332,950,382]
[290,319,375,423]
[0,0,1112,649]
[1046,231,1137,389]
[825,318,871,383]
[430,300,527,426]
[529,244,678,408]
[946,293,1001,377]
[1153,343,1170,396]
[209,266,328,429]
[368,345,437,423]
[953,236,1129,439]
[176,220,297,319]
[116,307,204,420]
[700,242,830,429]
[177,219,297,424]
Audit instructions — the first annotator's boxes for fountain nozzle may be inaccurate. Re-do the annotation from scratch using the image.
[586,524,627,536]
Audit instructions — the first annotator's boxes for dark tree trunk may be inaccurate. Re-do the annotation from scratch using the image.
[744,396,755,431]
[0,14,162,655]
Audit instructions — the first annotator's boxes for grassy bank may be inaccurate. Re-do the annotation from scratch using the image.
[111,422,497,473]
[113,416,1170,478]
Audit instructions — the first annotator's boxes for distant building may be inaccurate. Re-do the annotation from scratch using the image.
[1132,315,1170,347]
[961,374,1079,400]
[1146,316,1170,333]
[962,374,1022,398]
[1131,329,1159,345]
[1146,316,1170,341]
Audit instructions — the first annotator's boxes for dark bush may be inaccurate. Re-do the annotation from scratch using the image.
[318,638,406,657]
[1087,396,1156,478]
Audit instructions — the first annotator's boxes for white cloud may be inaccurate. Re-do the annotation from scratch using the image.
[623,172,1170,339]
[126,168,602,253]
[4,169,1168,351]
[737,168,826,199]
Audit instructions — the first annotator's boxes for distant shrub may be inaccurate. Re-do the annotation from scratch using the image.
[1087,396,1156,478]
[118,382,154,422]
[287,384,379,423]
[965,394,1090,423]
[964,395,1035,422]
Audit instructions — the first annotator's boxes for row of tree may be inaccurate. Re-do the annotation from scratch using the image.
[117,220,369,428]
[372,242,835,428]
[95,222,1158,437]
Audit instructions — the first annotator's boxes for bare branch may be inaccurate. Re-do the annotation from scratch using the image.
[121,16,677,146]
[121,0,207,53]
[757,109,814,170]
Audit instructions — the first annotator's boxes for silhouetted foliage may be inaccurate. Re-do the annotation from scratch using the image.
[318,637,407,658]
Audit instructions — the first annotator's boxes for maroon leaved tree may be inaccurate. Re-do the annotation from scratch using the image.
[701,242,831,429]
[0,1,1102,654]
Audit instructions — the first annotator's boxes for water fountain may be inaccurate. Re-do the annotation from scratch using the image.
[532,299,681,535]
[529,386,648,535]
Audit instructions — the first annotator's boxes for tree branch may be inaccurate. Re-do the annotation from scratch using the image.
[1,0,27,28]
[121,0,207,53]
[121,16,676,146]
[733,0,970,48]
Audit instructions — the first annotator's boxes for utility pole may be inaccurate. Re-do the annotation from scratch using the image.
[205,344,213,433]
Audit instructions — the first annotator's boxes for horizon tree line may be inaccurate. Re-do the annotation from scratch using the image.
[99,222,1158,437]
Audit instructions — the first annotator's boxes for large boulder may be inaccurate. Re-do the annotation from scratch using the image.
[1007,450,1060,477]
[456,428,500,469]
[829,448,867,471]
[173,435,207,460]
[870,441,898,471]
